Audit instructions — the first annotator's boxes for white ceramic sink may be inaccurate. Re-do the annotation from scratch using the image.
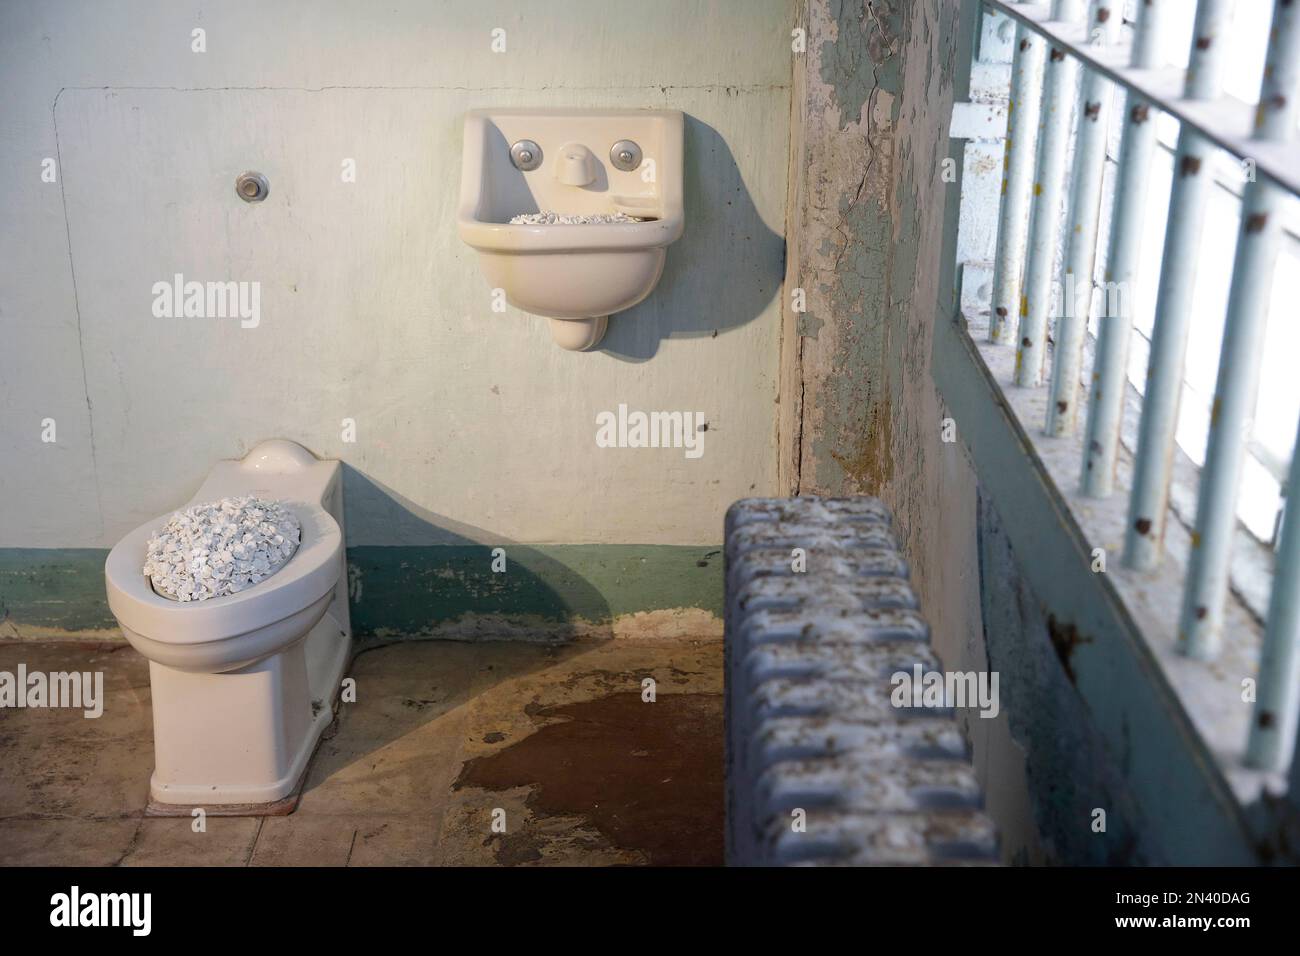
[458,108,684,350]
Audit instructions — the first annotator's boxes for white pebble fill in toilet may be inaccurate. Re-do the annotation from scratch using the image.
[144,497,301,602]
[104,440,352,814]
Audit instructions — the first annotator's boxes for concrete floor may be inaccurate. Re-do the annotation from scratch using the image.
[0,632,723,866]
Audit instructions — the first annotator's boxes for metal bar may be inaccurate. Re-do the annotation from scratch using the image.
[1124,0,1235,571]
[982,0,1300,198]
[1015,0,1088,387]
[1249,418,1300,769]
[1045,0,1121,432]
[1292,721,1300,814]
[1079,0,1167,498]
[989,6,1048,344]
[1181,0,1300,661]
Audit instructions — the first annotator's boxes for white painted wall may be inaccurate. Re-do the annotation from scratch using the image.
[0,0,791,548]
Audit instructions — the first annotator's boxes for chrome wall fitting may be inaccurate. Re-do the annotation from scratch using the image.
[235,171,270,202]
[510,140,543,171]
[610,140,642,171]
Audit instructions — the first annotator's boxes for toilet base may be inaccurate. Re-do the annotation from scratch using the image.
[145,782,306,818]
[144,601,351,814]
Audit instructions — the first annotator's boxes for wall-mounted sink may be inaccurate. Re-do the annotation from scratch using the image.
[458,108,684,351]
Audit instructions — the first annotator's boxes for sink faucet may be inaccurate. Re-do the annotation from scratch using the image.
[555,143,597,186]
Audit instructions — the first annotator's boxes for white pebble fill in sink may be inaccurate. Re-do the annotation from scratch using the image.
[509,211,645,225]
[143,497,301,602]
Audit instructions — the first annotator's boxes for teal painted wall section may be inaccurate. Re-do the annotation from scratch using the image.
[0,546,722,638]
[974,497,1158,865]
[348,545,721,636]
[0,550,116,633]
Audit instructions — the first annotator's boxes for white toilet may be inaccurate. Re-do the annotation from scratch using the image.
[104,439,352,813]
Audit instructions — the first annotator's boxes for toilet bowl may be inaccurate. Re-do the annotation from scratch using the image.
[104,439,352,811]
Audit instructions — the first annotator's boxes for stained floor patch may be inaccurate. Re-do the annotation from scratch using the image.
[454,691,723,866]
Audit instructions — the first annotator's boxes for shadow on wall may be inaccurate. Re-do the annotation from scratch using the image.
[599,116,785,362]
[343,466,613,641]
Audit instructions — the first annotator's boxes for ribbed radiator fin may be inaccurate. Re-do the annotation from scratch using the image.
[725,496,1000,866]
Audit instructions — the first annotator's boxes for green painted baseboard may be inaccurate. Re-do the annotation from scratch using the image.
[0,545,723,638]
[0,549,115,632]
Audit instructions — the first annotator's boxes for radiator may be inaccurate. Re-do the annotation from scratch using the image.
[724,496,1000,866]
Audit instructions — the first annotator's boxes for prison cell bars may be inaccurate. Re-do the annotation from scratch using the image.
[1178,3,1300,666]
[988,10,1046,344]
[1044,0,1119,436]
[1078,0,1164,498]
[1015,0,1086,388]
[974,0,1300,774]
[1125,0,1235,574]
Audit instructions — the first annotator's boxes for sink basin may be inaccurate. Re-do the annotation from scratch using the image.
[457,108,685,350]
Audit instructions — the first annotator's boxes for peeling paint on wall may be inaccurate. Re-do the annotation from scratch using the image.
[788,0,911,500]
[785,0,970,612]
[780,0,1049,863]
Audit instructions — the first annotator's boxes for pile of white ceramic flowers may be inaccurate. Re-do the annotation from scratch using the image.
[509,211,644,225]
[143,496,301,602]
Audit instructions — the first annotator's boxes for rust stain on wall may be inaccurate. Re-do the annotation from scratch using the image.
[1047,614,1094,685]
[829,397,895,494]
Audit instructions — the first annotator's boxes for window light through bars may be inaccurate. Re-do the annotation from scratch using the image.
[962,0,1300,774]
